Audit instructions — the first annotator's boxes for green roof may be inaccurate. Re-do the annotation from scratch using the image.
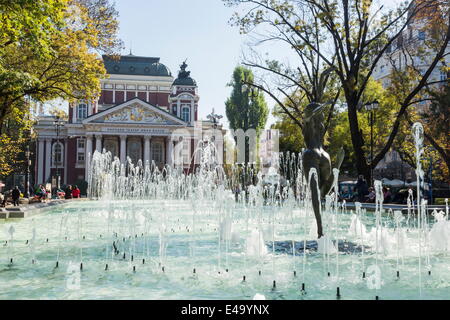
[102,55,172,77]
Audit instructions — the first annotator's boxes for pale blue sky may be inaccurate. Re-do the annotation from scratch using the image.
[115,0,246,128]
[114,0,400,129]
[46,0,400,127]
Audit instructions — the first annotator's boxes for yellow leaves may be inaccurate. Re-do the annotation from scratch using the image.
[361,0,372,16]
[0,138,26,177]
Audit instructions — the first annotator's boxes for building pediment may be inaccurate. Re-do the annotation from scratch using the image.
[83,98,186,126]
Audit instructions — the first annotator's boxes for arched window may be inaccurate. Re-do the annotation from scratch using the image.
[151,142,163,163]
[52,142,64,166]
[181,106,190,122]
[77,103,88,120]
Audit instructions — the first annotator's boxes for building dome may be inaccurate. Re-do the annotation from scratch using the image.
[150,62,171,77]
[103,55,172,77]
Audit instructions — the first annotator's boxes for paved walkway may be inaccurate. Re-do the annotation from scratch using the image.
[0,198,88,219]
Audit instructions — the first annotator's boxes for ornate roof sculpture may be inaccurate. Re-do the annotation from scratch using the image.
[206,108,222,128]
[173,60,197,86]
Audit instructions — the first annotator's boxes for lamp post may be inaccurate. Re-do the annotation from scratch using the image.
[364,100,379,187]
[53,116,64,190]
[24,145,30,198]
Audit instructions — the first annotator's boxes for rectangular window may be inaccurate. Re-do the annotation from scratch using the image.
[77,103,88,120]
[77,153,85,162]
[77,138,86,163]
[440,71,447,82]
[77,139,85,149]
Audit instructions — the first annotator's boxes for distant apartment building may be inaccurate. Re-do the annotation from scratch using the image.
[372,0,449,181]
[259,129,279,175]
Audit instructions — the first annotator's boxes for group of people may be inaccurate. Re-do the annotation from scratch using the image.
[64,185,81,199]
[35,184,49,201]
[353,175,393,203]
[0,186,23,207]
[0,184,82,207]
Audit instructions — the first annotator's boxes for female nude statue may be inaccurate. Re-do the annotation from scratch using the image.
[302,102,344,239]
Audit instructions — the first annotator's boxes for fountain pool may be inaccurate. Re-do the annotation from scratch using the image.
[1,122,449,300]
[1,198,449,300]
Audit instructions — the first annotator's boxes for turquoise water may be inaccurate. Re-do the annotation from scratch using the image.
[0,200,449,300]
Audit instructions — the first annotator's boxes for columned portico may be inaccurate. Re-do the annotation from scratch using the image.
[167,138,174,167]
[120,135,127,163]
[85,135,93,181]
[144,136,151,164]
[33,57,225,190]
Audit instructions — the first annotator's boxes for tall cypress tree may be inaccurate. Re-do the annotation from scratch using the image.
[225,66,269,164]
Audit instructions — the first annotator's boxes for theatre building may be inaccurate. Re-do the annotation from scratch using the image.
[34,55,224,187]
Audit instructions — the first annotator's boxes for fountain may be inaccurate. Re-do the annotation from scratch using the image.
[0,123,449,300]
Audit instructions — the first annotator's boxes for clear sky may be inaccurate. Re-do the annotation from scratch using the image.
[46,0,401,127]
[115,0,247,128]
[114,0,401,129]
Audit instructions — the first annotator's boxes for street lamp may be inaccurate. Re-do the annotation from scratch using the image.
[364,100,379,187]
[24,145,31,198]
[53,116,65,190]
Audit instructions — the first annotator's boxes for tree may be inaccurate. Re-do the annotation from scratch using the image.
[225,0,450,182]
[225,66,269,163]
[0,0,123,132]
[422,84,450,180]
[272,77,394,177]
[272,106,304,154]
[0,106,32,179]
[0,0,67,58]
[394,83,450,183]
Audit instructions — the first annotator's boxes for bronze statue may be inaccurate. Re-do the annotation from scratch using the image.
[302,102,344,239]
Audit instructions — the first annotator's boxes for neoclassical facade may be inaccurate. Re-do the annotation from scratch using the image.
[34,55,224,186]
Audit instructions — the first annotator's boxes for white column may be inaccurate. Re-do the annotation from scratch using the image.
[85,135,93,181]
[95,134,103,153]
[37,139,45,184]
[144,136,151,165]
[167,138,174,167]
[177,100,181,118]
[191,102,195,125]
[173,140,179,166]
[120,135,127,163]
[45,138,52,183]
